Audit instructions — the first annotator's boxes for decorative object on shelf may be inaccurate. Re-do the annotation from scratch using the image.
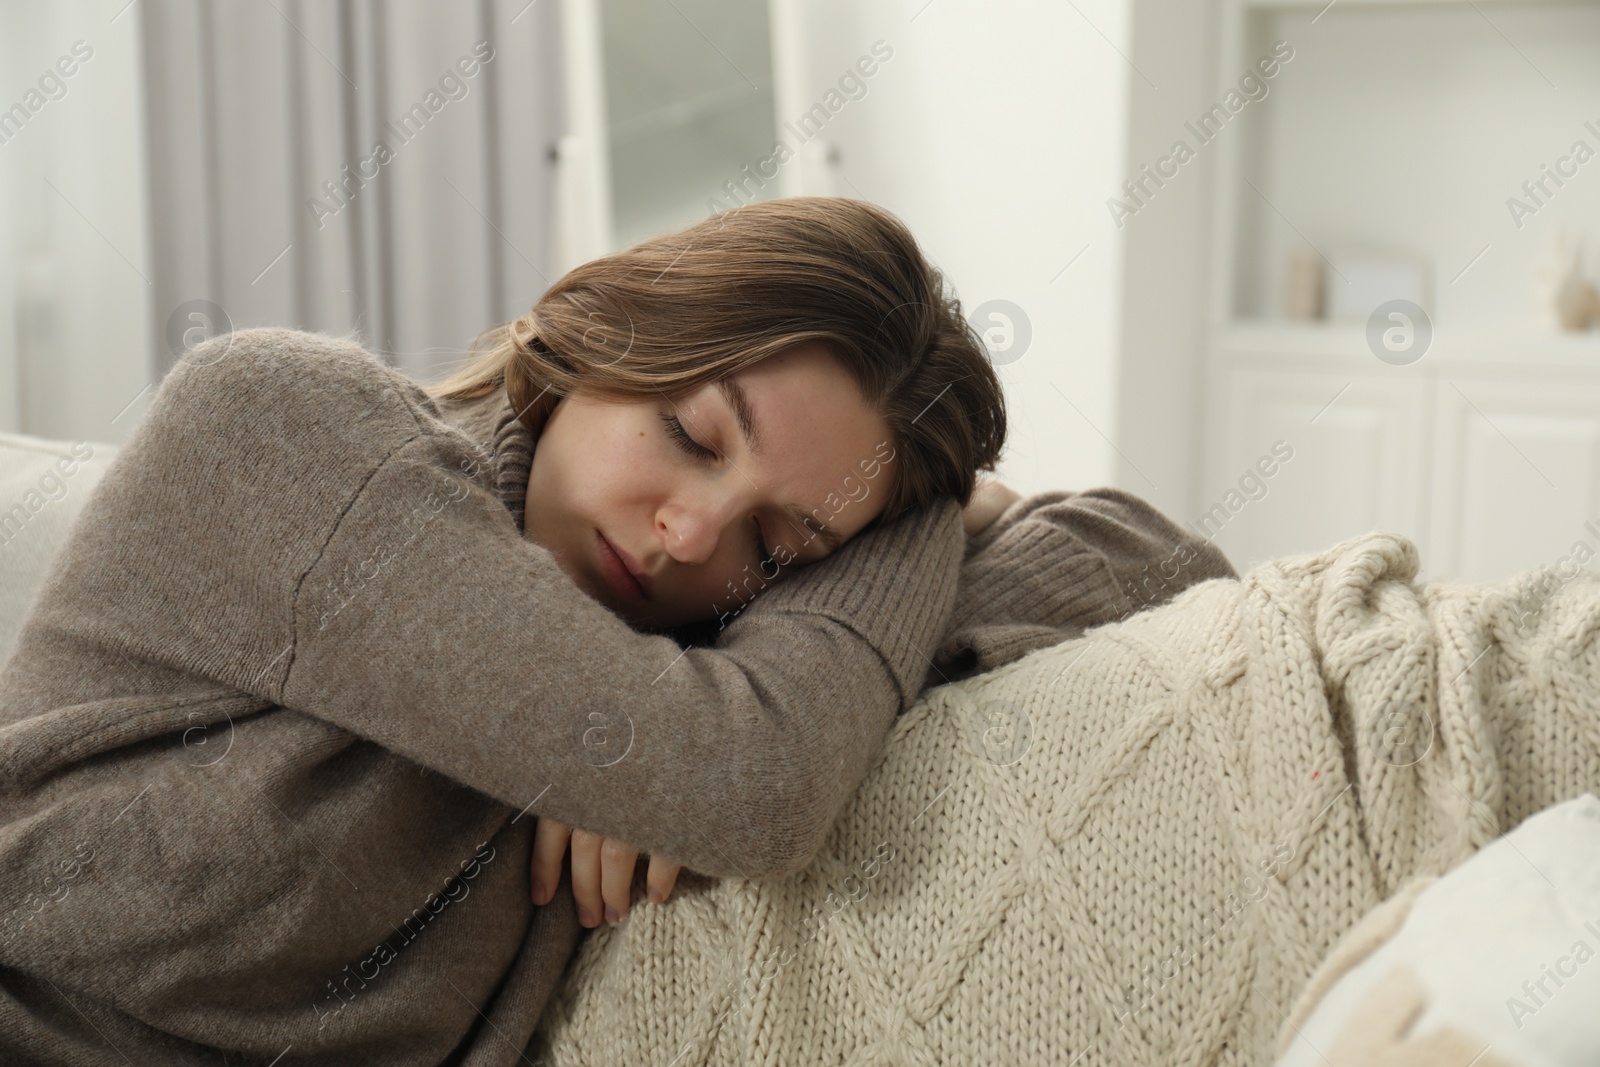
[1286,247,1325,320]
[1533,228,1600,332]
[1324,247,1430,323]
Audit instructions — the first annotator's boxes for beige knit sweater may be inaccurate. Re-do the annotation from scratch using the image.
[0,327,1232,1066]
[531,530,1600,1066]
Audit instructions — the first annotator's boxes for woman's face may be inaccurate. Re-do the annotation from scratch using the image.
[523,342,897,630]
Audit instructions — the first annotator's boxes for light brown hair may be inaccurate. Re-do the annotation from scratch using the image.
[425,196,1006,537]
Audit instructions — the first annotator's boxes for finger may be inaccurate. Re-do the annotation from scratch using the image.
[599,838,639,923]
[530,818,570,906]
[568,828,605,927]
[646,854,682,905]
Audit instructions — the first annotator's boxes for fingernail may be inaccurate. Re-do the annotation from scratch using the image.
[604,904,619,923]
[578,907,595,926]
[649,886,663,905]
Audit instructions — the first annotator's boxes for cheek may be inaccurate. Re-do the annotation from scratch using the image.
[602,424,666,497]
[557,412,651,505]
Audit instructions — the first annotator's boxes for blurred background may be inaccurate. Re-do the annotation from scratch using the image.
[2,0,1599,583]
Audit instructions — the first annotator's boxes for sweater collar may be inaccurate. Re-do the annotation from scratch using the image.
[436,384,535,534]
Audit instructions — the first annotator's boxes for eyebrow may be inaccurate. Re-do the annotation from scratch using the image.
[716,377,846,557]
[717,378,763,459]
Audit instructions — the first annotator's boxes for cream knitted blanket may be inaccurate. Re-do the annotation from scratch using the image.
[529,532,1600,1065]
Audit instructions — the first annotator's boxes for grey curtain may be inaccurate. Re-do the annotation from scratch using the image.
[139,0,566,383]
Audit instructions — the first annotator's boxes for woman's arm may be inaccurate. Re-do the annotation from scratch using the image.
[925,487,1239,687]
[286,429,964,882]
[95,329,964,885]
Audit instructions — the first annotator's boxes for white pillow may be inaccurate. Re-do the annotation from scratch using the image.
[1276,793,1600,1067]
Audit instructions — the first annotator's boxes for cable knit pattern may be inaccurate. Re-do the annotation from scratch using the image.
[530,530,1600,1066]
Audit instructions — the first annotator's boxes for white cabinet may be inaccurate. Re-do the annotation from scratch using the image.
[1204,329,1433,575]
[1197,0,1600,585]
[1428,370,1600,583]
[1205,328,1600,582]
[554,0,808,268]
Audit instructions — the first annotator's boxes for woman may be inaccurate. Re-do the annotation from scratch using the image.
[0,197,1232,1066]
[425,199,1018,937]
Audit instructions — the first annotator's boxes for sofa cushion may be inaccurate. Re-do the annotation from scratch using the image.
[0,432,120,666]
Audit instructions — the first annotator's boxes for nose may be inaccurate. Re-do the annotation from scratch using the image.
[658,491,745,567]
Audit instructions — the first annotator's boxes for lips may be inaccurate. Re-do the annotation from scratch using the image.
[596,530,650,601]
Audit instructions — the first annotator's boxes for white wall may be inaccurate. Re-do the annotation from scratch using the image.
[1113,0,1219,523]
[779,0,1135,495]
[1,0,152,445]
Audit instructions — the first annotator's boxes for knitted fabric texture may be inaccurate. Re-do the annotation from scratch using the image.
[530,530,1600,1066]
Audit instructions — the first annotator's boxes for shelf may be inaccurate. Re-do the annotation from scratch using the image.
[1214,320,1600,368]
[1217,0,1600,326]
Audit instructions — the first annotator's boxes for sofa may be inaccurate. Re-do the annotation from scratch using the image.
[6,427,1600,1066]
[0,431,121,665]
[526,526,1600,1064]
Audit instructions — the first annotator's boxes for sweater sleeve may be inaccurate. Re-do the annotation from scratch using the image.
[924,488,1239,687]
[283,428,965,883]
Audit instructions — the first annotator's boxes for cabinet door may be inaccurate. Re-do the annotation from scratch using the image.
[1428,373,1600,584]
[601,0,778,246]
[1204,361,1432,574]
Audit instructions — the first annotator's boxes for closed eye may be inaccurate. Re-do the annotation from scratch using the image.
[659,411,717,460]
[659,411,775,566]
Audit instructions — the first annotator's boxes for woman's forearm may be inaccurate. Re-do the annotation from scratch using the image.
[927,488,1239,685]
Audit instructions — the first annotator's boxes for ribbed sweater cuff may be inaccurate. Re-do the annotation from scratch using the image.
[755,496,965,708]
[959,526,1129,631]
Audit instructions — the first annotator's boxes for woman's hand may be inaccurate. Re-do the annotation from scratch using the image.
[531,817,682,927]
[962,478,1023,538]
